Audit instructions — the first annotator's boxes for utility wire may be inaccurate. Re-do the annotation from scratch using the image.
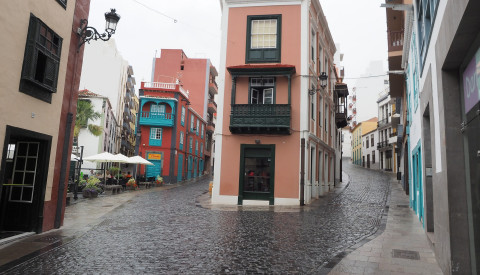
[130,0,219,38]
[131,0,178,23]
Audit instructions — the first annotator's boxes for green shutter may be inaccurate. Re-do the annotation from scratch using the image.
[21,15,39,81]
[44,57,59,92]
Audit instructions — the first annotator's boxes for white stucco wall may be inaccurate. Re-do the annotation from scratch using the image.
[79,38,129,143]
[341,128,352,158]
[362,129,380,170]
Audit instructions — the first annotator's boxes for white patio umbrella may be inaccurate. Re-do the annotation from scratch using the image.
[128,156,154,179]
[113,154,131,181]
[82,152,120,184]
[128,156,154,166]
[83,152,117,162]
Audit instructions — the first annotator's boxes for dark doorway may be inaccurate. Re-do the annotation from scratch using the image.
[367,154,370,168]
[238,144,275,205]
[0,126,51,234]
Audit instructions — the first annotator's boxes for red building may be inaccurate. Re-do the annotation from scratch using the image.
[138,82,206,183]
[152,49,217,175]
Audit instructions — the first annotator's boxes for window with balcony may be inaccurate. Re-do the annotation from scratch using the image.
[416,0,438,69]
[250,78,275,104]
[246,15,281,63]
[20,14,62,103]
[149,128,162,146]
[152,104,165,113]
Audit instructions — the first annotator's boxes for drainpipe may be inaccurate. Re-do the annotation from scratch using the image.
[300,138,305,206]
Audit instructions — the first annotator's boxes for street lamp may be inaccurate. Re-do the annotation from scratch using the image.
[319,72,328,89]
[77,8,121,49]
[308,72,329,95]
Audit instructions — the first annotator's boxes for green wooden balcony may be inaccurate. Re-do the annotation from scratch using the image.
[229,104,291,134]
[139,112,175,127]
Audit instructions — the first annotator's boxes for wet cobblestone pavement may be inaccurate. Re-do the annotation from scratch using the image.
[4,161,391,274]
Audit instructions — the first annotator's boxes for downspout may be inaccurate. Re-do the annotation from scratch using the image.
[300,138,305,206]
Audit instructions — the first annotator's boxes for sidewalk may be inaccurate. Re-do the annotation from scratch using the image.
[0,183,180,271]
[328,180,443,274]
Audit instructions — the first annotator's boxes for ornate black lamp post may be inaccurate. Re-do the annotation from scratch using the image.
[77,8,120,49]
[308,72,328,95]
[319,72,328,89]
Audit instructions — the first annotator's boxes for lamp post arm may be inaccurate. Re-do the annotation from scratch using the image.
[77,19,112,50]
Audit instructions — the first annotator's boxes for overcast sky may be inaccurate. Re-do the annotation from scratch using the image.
[87,0,388,105]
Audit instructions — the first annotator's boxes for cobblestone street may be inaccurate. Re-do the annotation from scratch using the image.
[3,160,393,274]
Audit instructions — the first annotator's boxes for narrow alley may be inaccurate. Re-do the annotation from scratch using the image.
[0,160,442,274]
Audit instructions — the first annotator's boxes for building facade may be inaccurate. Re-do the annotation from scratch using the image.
[137,82,206,183]
[362,129,379,170]
[391,0,480,272]
[0,0,91,234]
[151,49,217,175]
[351,118,378,167]
[376,91,399,173]
[120,66,137,157]
[213,0,347,206]
[341,127,352,159]
[76,90,118,170]
[78,39,132,158]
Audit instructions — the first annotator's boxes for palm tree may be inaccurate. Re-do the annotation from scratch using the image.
[74,99,103,138]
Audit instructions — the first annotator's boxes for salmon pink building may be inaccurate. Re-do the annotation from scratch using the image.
[213,0,348,205]
[151,50,217,175]
[138,82,207,183]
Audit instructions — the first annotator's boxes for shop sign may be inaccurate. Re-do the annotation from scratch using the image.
[148,153,162,160]
[463,48,480,114]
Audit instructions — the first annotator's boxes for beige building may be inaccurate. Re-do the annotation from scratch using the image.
[0,0,91,234]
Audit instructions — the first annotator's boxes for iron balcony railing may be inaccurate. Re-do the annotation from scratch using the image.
[377,117,390,128]
[377,140,391,149]
[230,104,291,134]
[139,112,175,127]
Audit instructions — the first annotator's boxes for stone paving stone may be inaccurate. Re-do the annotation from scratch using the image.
[3,161,398,274]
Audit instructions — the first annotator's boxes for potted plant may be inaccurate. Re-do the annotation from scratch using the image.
[155,175,163,186]
[126,178,138,190]
[82,177,102,198]
[109,166,120,179]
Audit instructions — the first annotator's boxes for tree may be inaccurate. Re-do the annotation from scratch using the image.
[74,99,103,138]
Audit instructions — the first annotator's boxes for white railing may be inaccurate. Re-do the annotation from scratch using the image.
[142,82,189,99]
[179,86,189,99]
[143,82,176,90]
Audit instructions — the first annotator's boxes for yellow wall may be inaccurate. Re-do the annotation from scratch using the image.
[351,121,377,165]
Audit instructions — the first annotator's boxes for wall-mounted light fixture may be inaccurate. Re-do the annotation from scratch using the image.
[308,72,328,95]
[77,9,120,49]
